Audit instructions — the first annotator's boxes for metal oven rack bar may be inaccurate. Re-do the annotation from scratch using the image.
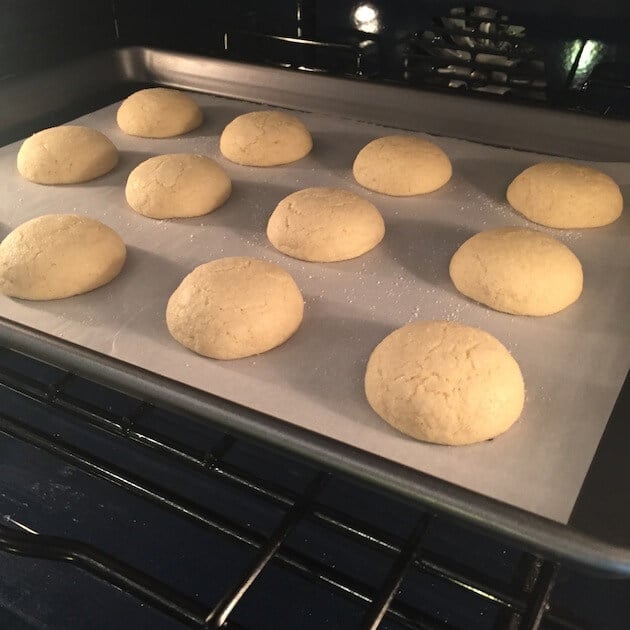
[0,345,577,629]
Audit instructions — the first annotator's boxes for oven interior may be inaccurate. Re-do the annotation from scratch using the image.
[1,1,630,628]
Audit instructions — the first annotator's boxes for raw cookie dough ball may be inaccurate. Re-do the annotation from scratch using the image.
[449,227,583,316]
[0,214,126,300]
[17,125,118,185]
[126,154,232,219]
[267,187,385,262]
[353,135,452,196]
[166,257,304,360]
[506,161,623,228]
[365,320,525,445]
[117,88,203,138]
[220,110,312,166]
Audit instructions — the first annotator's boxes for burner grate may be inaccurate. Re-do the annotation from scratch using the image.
[0,347,614,628]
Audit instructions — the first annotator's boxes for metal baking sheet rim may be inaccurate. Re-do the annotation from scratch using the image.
[1,47,630,574]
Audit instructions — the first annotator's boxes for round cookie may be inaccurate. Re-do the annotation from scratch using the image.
[0,214,126,300]
[449,227,583,316]
[126,154,231,219]
[267,187,385,262]
[220,110,312,166]
[117,88,203,138]
[166,257,304,360]
[365,320,525,445]
[353,135,452,196]
[506,161,623,228]
[17,125,118,185]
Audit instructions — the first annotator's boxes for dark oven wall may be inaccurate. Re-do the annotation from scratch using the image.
[0,1,117,78]
[114,0,630,118]
[2,1,630,115]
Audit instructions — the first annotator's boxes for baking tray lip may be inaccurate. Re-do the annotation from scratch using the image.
[1,45,630,574]
[2,316,630,576]
[3,45,630,158]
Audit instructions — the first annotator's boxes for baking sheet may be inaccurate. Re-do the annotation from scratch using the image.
[1,94,629,524]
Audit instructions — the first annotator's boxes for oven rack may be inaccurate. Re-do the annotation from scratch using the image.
[0,345,599,629]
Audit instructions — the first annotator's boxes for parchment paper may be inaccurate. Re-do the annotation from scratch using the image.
[1,94,629,524]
